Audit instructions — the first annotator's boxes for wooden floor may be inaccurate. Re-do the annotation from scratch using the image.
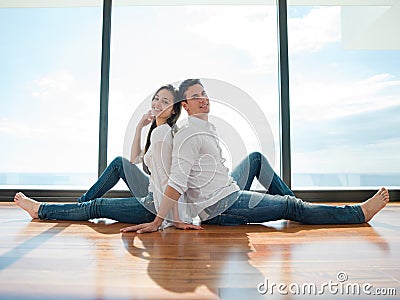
[1,203,399,300]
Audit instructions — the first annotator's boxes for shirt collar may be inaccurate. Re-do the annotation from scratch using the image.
[188,115,216,131]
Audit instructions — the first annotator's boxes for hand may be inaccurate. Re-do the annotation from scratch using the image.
[120,221,160,234]
[173,222,204,231]
[137,110,154,129]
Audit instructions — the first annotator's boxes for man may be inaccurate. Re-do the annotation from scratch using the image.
[121,79,389,233]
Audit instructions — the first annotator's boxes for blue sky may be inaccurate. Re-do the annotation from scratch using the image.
[0,4,399,187]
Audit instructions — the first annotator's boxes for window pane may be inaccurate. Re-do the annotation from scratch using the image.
[108,4,280,190]
[0,5,102,188]
[288,2,400,188]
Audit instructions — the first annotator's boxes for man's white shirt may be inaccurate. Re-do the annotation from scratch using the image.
[168,116,239,220]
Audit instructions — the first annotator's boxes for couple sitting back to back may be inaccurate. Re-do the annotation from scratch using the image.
[14,79,390,233]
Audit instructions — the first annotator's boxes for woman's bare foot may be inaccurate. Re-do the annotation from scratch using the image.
[360,187,390,222]
[13,192,40,219]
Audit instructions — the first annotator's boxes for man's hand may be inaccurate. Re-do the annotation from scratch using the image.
[120,221,160,234]
[120,221,204,234]
[173,222,203,231]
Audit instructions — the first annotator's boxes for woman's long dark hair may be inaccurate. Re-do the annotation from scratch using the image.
[142,84,181,175]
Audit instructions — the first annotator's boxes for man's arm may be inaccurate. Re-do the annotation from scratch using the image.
[120,128,203,234]
[120,186,202,233]
[153,185,181,226]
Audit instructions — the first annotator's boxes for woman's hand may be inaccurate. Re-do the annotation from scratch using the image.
[131,110,154,163]
[137,110,154,129]
[173,222,204,231]
[120,221,160,234]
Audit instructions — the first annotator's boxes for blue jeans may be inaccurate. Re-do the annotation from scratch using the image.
[200,152,295,220]
[39,156,155,223]
[230,152,294,196]
[203,192,365,226]
[204,152,365,226]
[78,156,149,202]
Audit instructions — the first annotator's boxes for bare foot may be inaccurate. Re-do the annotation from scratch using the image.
[13,192,40,219]
[360,188,390,222]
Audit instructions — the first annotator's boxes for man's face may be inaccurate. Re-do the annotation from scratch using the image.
[183,84,210,116]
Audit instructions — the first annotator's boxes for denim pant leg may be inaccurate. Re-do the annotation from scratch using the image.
[205,191,365,225]
[230,152,262,190]
[78,156,149,203]
[230,152,293,196]
[39,195,156,224]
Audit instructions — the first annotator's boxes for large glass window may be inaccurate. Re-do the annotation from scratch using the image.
[4,1,396,193]
[108,3,280,189]
[288,1,400,189]
[0,4,103,188]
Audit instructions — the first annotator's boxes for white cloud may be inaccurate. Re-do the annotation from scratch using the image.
[31,71,75,98]
[0,118,43,138]
[293,138,400,174]
[1,70,100,173]
[187,6,278,69]
[288,7,341,53]
[291,72,400,121]
[186,6,342,67]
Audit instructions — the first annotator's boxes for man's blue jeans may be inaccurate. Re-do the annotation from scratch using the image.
[204,152,364,225]
[230,152,294,196]
[39,153,365,225]
[203,191,365,225]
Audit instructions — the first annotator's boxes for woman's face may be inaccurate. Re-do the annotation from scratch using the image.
[151,89,175,119]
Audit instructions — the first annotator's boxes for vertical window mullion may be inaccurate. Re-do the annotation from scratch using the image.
[277,0,291,188]
[98,0,112,177]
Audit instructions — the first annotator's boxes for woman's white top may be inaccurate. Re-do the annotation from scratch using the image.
[142,124,190,229]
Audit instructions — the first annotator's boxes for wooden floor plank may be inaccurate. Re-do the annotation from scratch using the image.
[0,202,399,299]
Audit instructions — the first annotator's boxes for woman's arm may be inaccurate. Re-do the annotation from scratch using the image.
[130,110,154,163]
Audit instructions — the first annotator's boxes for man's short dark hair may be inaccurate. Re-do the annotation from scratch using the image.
[178,79,203,102]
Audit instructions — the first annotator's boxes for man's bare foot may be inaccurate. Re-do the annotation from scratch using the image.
[360,188,390,222]
[13,192,40,219]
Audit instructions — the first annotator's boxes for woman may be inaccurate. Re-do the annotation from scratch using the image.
[14,84,201,230]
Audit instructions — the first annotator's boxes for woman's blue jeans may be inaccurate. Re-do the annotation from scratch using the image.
[78,156,149,202]
[38,156,156,223]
